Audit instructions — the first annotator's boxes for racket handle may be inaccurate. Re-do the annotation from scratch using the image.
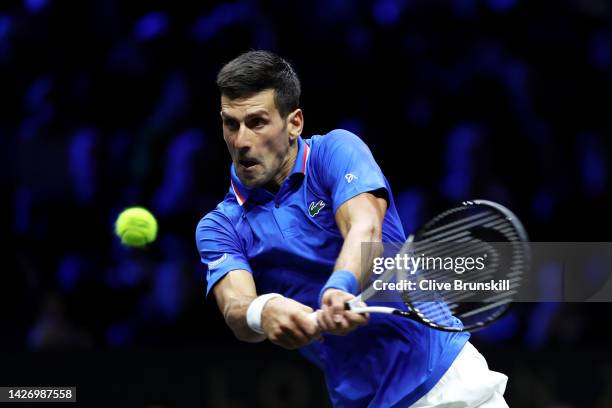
[309,302,364,323]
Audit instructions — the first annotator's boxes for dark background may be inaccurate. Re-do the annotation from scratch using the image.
[3,0,612,406]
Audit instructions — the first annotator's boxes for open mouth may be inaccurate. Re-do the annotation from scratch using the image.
[238,159,259,169]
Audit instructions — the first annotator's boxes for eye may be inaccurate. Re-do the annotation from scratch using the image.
[248,117,267,129]
[223,119,239,131]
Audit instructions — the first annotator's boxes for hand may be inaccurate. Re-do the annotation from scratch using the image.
[261,297,322,350]
[317,289,368,335]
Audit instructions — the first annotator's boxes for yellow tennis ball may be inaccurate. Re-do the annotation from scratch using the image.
[114,207,158,248]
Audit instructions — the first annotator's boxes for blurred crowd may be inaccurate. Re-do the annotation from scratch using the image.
[4,0,612,357]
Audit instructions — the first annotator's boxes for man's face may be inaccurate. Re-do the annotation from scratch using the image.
[220,89,293,188]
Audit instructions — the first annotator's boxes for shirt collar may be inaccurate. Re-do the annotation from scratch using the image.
[230,136,310,206]
[290,136,311,176]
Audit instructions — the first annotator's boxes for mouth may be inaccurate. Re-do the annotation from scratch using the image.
[238,159,260,170]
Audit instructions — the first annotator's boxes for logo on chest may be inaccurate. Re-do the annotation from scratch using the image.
[308,200,326,217]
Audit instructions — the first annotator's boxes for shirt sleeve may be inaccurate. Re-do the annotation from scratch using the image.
[195,211,252,296]
[315,129,388,214]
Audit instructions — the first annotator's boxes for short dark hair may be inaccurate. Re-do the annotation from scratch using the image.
[216,50,301,118]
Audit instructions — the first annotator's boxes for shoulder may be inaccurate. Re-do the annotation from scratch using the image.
[307,129,374,172]
[307,129,371,171]
[196,191,243,236]
[309,128,367,153]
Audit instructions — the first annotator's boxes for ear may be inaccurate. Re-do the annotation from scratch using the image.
[286,109,304,141]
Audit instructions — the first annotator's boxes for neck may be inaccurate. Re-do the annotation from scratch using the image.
[264,141,298,193]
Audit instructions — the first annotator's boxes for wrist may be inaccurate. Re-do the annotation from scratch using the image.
[318,270,359,305]
[246,293,284,335]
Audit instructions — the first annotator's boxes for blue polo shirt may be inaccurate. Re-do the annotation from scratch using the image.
[196,129,469,407]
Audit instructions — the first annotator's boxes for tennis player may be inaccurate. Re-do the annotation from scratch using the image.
[196,50,508,407]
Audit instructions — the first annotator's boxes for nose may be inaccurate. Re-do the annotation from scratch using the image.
[234,123,251,151]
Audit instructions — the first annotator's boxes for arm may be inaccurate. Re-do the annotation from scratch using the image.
[213,269,321,348]
[334,190,387,283]
[317,191,387,334]
[212,269,261,342]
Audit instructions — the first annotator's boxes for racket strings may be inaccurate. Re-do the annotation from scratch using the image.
[421,209,502,236]
[400,204,529,330]
[419,215,504,243]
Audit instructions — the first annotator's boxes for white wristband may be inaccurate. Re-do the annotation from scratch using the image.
[246,293,284,334]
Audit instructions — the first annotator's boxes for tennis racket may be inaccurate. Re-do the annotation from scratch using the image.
[310,199,529,332]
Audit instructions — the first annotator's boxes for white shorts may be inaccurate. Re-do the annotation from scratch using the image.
[410,342,508,408]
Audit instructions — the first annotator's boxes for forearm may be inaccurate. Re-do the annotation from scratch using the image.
[319,221,378,333]
[317,193,386,333]
[222,294,265,342]
[213,269,264,343]
[334,221,383,287]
